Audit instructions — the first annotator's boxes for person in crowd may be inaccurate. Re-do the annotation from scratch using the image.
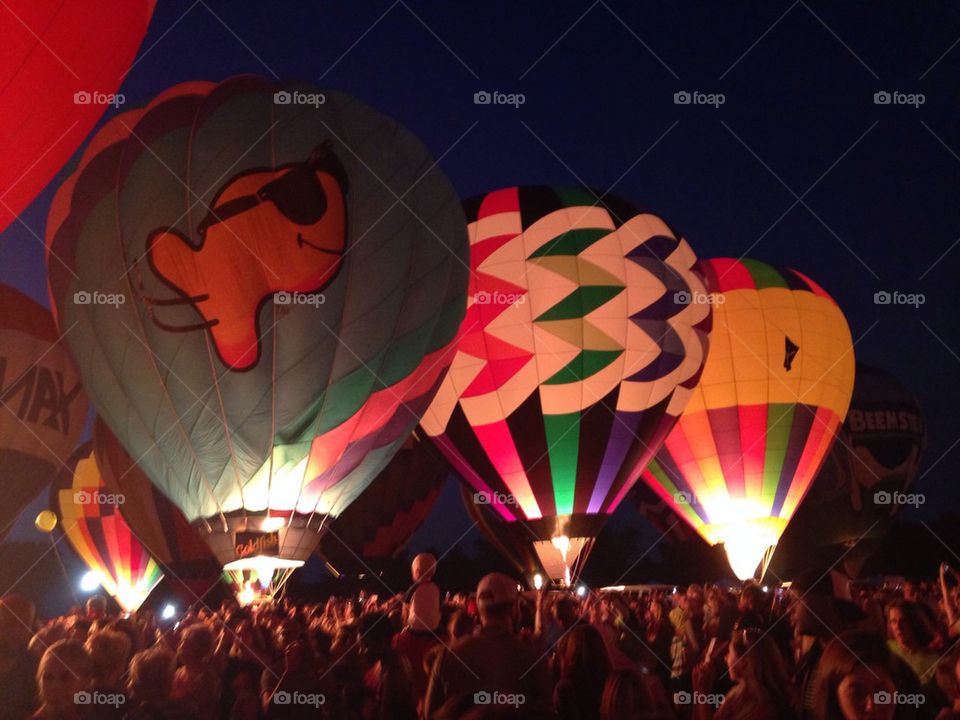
[124,646,194,720]
[886,599,941,689]
[261,638,323,719]
[171,622,221,719]
[736,583,768,631]
[600,668,676,720]
[86,596,108,624]
[357,611,417,720]
[1,594,40,720]
[812,629,925,720]
[553,624,611,720]
[692,627,795,720]
[32,639,93,720]
[424,572,555,719]
[935,647,960,720]
[790,592,841,719]
[395,553,442,706]
[85,630,132,720]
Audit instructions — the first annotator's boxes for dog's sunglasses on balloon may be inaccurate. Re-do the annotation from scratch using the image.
[196,141,347,236]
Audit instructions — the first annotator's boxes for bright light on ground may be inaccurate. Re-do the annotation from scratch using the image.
[161,604,176,620]
[80,571,101,593]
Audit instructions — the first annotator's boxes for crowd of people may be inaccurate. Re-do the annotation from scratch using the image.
[4,555,960,719]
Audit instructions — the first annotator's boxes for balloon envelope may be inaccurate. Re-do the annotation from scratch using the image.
[421,186,711,582]
[641,258,855,580]
[46,76,468,573]
[316,433,447,576]
[0,284,88,543]
[776,363,925,576]
[52,443,163,612]
[92,417,223,599]
[0,0,154,233]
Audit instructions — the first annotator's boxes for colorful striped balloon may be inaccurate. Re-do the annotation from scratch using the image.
[641,257,855,579]
[53,443,163,612]
[421,186,711,582]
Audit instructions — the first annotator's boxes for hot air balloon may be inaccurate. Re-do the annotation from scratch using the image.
[92,417,224,602]
[0,284,88,543]
[421,186,711,584]
[317,433,447,576]
[775,363,926,577]
[52,443,163,612]
[46,76,468,595]
[641,258,855,580]
[0,0,154,233]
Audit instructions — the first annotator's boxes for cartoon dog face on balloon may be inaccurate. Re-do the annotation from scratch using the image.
[147,142,349,370]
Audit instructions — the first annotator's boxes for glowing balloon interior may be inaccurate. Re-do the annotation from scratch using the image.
[641,258,855,580]
[45,76,468,574]
[53,445,164,612]
[422,186,712,583]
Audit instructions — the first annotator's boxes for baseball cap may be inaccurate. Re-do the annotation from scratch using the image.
[476,573,519,609]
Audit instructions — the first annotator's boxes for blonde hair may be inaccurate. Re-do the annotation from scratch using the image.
[85,630,132,683]
[128,646,176,703]
[37,639,92,694]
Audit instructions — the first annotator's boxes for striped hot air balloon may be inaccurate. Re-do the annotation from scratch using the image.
[421,186,711,584]
[641,258,855,580]
[92,417,223,602]
[45,76,468,597]
[52,443,163,612]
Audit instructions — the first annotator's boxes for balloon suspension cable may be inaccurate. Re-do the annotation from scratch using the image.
[758,544,777,585]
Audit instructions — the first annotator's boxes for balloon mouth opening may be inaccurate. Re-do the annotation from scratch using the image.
[223,556,304,572]
[719,524,781,581]
[533,534,592,585]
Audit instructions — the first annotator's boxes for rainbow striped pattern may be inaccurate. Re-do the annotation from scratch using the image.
[642,257,855,548]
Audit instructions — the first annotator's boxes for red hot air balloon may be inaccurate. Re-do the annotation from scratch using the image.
[1,284,88,542]
[0,0,154,233]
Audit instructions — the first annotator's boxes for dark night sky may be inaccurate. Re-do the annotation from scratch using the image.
[3,2,959,568]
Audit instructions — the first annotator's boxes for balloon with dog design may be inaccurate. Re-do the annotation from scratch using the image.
[45,76,468,584]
